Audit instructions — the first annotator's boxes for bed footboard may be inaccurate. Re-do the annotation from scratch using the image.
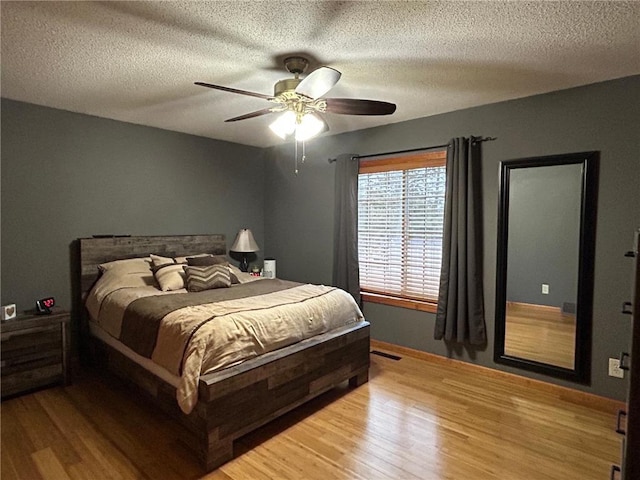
[193,321,370,470]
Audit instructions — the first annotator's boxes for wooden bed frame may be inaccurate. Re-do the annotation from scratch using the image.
[77,235,370,471]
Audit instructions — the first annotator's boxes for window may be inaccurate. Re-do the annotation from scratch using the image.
[357,150,446,312]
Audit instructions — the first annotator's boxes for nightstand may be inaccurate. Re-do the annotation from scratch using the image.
[1,309,70,398]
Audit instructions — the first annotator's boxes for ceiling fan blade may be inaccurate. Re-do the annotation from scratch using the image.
[195,82,273,100]
[325,98,397,115]
[224,108,274,122]
[295,67,341,99]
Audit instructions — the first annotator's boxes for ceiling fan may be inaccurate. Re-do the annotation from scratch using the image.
[195,56,396,141]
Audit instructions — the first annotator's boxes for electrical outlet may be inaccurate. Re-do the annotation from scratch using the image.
[609,358,624,378]
[541,283,549,295]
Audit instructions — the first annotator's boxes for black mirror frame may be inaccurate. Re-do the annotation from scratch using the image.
[494,151,598,384]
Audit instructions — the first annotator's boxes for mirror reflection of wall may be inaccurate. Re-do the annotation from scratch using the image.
[504,164,583,369]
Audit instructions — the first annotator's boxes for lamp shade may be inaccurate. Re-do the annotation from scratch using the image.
[230,229,260,253]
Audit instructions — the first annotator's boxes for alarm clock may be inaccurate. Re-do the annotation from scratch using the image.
[36,297,55,314]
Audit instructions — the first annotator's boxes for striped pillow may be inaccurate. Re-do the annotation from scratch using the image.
[184,265,231,292]
[153,263,186,291]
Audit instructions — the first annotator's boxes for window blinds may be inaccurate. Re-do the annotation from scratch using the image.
[358,152,446,302]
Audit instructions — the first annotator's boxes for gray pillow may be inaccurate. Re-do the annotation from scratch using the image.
[184,265,231,292]
[186,255,228,266]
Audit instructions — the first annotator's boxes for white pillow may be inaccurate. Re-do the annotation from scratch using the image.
[98,257,151,273]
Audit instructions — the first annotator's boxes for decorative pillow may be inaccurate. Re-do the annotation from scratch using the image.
[186,255,228,266]
[184,265,231,292]
[153,263,186,291]
[198,262,241,285]
[198,262,240,285]
[150,254,175,268]
[98,257,151,273]
[229,264,259,284]
[229,268,240,285]
[174,253,213,264]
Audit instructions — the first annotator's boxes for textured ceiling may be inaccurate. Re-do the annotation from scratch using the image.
[2,1,639,148]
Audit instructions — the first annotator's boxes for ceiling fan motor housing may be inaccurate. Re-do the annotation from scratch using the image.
[274,57,310,96]
[274,78,302,97]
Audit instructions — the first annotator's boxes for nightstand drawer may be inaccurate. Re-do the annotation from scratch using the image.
[1,344,62,371]
[1,364,64,397]
[1,324,61,356]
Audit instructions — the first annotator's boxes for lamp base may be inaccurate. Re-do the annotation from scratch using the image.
[239,255,249,272]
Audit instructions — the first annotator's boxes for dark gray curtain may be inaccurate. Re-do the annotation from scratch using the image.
[332,153,361,305]
[435,137,486,344]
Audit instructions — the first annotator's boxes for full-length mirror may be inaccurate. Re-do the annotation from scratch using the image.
[494,151,598,383]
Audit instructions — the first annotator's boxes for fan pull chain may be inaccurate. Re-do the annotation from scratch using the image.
[293,141,308,175]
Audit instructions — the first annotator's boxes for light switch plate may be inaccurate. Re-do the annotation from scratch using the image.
[609,358,624,378]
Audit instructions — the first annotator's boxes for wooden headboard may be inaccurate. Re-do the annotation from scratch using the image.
[78,234,226,300]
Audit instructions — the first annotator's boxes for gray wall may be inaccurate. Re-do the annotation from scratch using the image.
[506,164,582,308]
[1,99,265,312]
[263,75,640,400]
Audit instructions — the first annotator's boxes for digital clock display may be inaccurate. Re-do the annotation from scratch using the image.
[36,297,55,314]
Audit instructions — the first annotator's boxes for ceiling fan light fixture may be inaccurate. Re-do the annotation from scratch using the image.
[295,113,324,142]
[269,111,324,142]
[269,111,297,139]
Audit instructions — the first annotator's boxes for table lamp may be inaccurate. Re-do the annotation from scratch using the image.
[230,228,260,272]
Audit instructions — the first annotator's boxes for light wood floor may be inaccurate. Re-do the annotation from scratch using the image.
[505,302,577,369]
[1,346,621,480]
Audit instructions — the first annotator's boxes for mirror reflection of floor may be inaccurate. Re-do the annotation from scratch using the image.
[505,302,576,369]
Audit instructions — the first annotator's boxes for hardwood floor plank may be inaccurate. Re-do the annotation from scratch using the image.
[35,389,136,480]
[17,394,83,469]
[1,400,44,480]
[371,340,624,414]
[63,379,198,480]
[31,447,73,480]
[2,349,621,480]
[200,470,235,480]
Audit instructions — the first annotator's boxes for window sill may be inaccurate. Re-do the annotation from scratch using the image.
[361,292,437,313]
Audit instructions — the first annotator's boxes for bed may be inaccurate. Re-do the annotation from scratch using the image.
[78,234,370,471]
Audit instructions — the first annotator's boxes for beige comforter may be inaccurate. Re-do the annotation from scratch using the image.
[86,266,364,414]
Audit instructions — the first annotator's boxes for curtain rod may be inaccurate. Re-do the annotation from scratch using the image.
[327,136,496,163]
